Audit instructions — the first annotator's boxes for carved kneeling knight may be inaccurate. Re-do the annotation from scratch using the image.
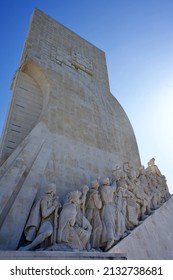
[19,183,60,251]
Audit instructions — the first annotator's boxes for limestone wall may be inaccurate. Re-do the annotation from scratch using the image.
[0,9,140,190]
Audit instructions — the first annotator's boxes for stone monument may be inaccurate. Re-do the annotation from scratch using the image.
[0,9,171,259]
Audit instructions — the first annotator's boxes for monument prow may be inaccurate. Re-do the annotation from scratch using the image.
[0,9,171,259]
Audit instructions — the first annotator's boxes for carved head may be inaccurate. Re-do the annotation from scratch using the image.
[82,185,89,193]
[68,190,80,205]
[148,158,155,166]
[102,177,110,186]
[91,180,99,189]
[46,183,56,195]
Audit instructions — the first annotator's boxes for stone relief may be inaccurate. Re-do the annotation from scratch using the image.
[51,46,71,67]
[51,46,93,76]
[71,50,93,76]
[19,158,171,252]
[19,183,61,251]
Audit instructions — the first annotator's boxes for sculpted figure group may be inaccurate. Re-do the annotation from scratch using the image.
[19,158,171,252]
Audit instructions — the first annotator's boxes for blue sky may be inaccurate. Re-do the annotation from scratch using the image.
[0,0,173,192]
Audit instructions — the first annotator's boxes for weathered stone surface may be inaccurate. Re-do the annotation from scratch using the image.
[0,9,141,250]
[0,8,140,183]
[109,196,173,259]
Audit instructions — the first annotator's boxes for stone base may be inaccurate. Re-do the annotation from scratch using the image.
[109,196,173,259]
[0,251,126,260]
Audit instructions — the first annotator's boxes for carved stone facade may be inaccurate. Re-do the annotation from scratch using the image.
[0,9,171,255]
[18,159,170,252]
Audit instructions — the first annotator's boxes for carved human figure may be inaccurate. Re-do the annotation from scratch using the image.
[147,158,161,177]
[116,171,137,230]
[110,165,122,186]
[147,158,171,205]
[100,177,118,251]
[161,175,171,201]
[145,167,161,209]
[122,167,139,228]
[137,166,152,215]
[19,183,60,250]
[85,180,102,249]
[57,187,91,251]
[75,185,92,250]
[134,178,148,220]
[115,186,128,239]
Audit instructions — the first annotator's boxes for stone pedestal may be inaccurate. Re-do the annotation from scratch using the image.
[0,251,126,260]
